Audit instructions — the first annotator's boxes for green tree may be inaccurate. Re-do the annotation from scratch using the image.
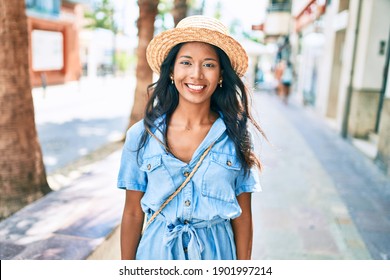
[84,0,116,31]
[214,0,222,20]
[156,0,172,31]
[84,0,118,73]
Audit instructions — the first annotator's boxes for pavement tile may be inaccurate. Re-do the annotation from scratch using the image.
[0,242,25,259]
[360,232,390,260]
[12,235,101,260]
[353,211,390,232]
[253,229,303,260]
[299,228,340,256]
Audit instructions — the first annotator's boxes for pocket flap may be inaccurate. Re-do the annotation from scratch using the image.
[140,155,162,172]
[210,152,241,170]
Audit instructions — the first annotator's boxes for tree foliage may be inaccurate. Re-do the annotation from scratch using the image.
[84,0,117,33]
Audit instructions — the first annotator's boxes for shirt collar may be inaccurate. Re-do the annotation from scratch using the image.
[150,113,227,163]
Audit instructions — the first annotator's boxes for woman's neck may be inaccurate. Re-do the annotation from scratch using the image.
[170,104,217,130]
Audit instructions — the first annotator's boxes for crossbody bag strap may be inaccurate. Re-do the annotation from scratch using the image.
[142,142,215,234]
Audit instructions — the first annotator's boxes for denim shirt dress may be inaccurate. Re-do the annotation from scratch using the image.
[117,115,261,260]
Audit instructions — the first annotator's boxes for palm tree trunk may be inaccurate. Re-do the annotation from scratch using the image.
[172,0,188,27]
[0,0,50,220]
[128,0,159,128]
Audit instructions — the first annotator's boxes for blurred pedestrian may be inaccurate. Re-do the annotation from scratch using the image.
[117,16,266,260]
[274,60,284,97]
[280,61,293,104]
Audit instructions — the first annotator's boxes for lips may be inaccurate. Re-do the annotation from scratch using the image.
[186,83,206,91]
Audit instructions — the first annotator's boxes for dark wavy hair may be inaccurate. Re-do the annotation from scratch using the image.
[137,43,266,174]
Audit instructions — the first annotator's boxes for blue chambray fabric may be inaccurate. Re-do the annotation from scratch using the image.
[117,115,261,260]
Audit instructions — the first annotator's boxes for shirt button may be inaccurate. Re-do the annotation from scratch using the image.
[184,247,188,253]
[147,164,151,170]
[183,171,190,177]
[184,200,191,207]
[184,220,189,224]
[226,160,232,166]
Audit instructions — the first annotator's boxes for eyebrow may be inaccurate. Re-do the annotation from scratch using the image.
[178,55,218,62]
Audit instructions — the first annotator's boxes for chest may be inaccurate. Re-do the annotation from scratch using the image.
[167,126,211,163]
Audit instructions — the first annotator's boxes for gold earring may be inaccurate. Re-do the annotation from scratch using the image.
[219,79,223,88]
[170,76,174,84]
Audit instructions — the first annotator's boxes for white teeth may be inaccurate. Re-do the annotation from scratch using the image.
[187,84,204,90]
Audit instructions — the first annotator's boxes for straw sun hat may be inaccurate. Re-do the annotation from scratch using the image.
[146,15,248,77]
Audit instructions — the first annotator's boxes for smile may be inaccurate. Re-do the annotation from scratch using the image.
[186,84,206,91]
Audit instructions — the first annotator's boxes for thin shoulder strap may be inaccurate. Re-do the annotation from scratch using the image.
[142,142,214,234]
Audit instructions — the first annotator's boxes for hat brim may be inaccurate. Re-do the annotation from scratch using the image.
[146,27,248,77]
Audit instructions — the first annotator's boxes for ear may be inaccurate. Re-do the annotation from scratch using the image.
[220,69,224,79]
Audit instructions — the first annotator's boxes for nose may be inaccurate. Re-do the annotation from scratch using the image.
[191,64,204,80]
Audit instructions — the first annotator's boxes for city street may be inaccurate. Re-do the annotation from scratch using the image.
[31,77,390,260]
[2,0,390,271]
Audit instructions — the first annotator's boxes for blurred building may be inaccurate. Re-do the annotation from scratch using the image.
[294,0,390,175]
[291,0,326,106]
[251,0,292,89]
[259,0,390,175]
[25,0,88,87]
[263,0,293,40]
[80,29,136,77]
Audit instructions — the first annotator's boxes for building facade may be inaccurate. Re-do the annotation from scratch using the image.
[291,0,390,174]
[25,0,86,87]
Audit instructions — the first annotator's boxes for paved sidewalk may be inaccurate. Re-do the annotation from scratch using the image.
[251,92,390,260]
[32,76,134,175]
[0,150,123,260]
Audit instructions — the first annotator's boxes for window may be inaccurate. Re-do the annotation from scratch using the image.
[25,0,61,17]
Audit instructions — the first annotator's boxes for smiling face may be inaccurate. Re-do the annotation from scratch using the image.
[172,42,221,107]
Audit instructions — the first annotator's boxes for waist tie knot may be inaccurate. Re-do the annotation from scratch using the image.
[163,222,204,260]
[161,218,226,260]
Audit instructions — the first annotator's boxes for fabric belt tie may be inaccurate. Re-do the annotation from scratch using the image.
[164,223,204,260]
[161,218,226,260]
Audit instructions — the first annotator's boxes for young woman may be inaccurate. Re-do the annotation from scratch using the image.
[118,16,266,260]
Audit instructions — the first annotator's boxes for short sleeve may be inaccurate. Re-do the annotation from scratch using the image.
[235,166,261,196]
[234,129,262,196]
[117,121,147,192]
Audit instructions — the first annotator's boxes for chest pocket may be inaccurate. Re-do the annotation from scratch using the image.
[140,155,175,206]
[202,152,241,203]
